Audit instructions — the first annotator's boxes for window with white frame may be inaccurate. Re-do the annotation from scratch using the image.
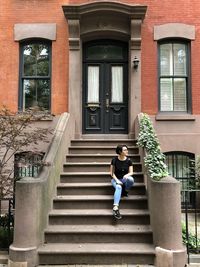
[19,41,51,111]
[159,41,190,112]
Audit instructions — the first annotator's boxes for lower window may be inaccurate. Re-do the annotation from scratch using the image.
[14,152,44,179]
[165,152,195,208]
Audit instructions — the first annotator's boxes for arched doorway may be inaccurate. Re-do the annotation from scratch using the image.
[63,2,147,137]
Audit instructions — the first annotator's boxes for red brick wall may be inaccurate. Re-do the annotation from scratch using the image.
[1,0,200,114]
[140,0,200,115]
[0,0,69,114]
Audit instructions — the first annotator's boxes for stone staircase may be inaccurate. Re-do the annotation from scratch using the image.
[38,138,155,265]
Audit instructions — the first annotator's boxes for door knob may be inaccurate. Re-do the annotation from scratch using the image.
[106,98,109,108]
[106,98,109,112]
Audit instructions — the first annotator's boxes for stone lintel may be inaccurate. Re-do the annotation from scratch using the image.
[154,23,195,41]
[14,23,56,41]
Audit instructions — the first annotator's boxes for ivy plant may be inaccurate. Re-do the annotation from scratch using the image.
[137,113,168,181]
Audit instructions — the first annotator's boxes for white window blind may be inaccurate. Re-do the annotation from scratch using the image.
[160,78,173,111]
[160,42,188,112]
[87,66,99,103]
[111,66,123,103]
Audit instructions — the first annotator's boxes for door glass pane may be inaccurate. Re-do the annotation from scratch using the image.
[174,78,187,111]
[87,66,99,103]
[160,44,173,76]
[87,45,124,60]
[111,66,123,103]
[174,44,187,76]
[160,78,173,111]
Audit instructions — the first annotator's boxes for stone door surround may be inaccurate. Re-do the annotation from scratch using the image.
[63,1,147,137]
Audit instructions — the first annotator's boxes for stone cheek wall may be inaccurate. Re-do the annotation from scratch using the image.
[9,113,75,267]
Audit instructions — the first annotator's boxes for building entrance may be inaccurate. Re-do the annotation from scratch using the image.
[83,40,128,134]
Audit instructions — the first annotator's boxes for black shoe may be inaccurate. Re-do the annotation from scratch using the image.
[113,209,122,220]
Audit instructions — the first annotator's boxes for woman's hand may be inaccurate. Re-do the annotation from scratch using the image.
[116,179,123,185]
[123,166,134,179]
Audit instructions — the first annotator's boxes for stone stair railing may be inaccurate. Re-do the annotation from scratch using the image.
[135,113,187,267]
[9,113,75,267]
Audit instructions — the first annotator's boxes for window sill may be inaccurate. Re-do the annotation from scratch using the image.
[155,113,196,121]
[17,111,55,121]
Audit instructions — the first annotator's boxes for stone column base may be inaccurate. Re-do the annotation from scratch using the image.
[156,246,187,267]
[9,245,38,267]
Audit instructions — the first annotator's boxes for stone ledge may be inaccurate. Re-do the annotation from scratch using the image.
[155,114,196,121]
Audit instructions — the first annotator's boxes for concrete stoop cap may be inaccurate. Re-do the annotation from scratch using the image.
[155,246,187,267]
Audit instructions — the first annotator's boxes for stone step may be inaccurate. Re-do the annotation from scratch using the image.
[66,153,141,163]
[71,139,137,146]
[38,243,155,265]
[63,162,142,172]
[60,172,144,183]
[81,134,131,139]
[57,182,146,196]
[53,195,148,210]
[44,224,153,243]
[68,146,139,155]
[37,265,155,267]
[48,209,150,225]
[0,252,8,264]
[38,137,154,266]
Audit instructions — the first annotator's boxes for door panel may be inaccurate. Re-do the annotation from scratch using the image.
[84,63,102,132]
[83,41,128,134]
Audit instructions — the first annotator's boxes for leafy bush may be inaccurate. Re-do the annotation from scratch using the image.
[0,213,14,249]
[137,113,168,181]
[182,223,200,253]
[0,106,51,198]
[0,227,13,249]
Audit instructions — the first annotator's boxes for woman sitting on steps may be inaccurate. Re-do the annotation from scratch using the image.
[110,144,134,220]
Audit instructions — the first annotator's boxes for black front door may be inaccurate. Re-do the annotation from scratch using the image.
[83,40,128,134]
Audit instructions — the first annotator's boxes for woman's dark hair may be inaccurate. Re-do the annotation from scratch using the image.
[116,144,128,155]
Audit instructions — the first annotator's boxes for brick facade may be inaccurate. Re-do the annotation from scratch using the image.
[0,0,69,114]
[1,0,200,115]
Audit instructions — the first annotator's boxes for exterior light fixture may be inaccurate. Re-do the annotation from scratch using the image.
[133,56,139,69]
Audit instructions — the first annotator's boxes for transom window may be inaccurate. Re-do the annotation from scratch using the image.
[159,41,190,112]
[19,41,51,111]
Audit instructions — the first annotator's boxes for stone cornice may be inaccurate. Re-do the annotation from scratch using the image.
[63,2,147,50]
[62,1,147,20]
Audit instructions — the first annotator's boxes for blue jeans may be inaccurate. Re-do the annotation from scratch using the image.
[111,176,134,206]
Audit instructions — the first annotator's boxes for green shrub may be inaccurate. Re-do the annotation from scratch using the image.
[137,113,168,181]
[0,226,13,249]
[182,223,200,252]
[0,213,14,249]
